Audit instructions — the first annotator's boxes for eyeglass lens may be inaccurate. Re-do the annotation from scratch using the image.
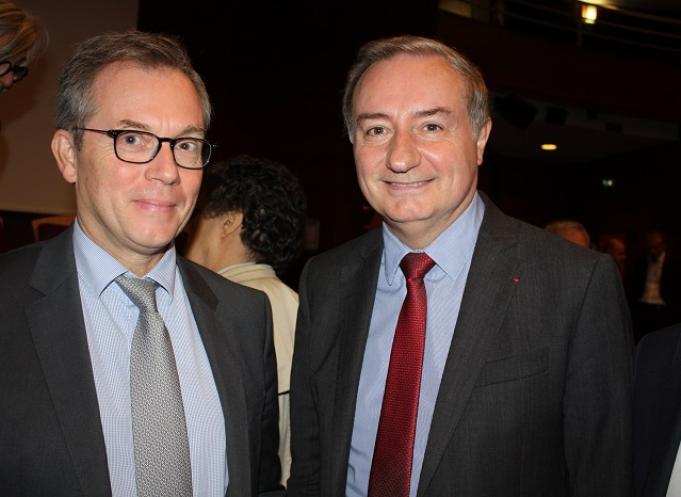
[114,130,209,168]
[0,61,29,81]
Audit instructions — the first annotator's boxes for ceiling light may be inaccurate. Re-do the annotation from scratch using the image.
[541,144,558,151]
[581,4,598,24]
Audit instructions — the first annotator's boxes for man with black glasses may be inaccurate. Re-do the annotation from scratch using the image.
[0,31,283,497]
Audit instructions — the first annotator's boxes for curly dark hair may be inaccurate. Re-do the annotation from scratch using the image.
[196,155,307,274]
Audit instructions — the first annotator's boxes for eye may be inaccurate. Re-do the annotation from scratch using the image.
[119,131,149,147]
[116,131,155,150]
[176,139,199,152]
[366,126,386,137]
[423,123,443,132]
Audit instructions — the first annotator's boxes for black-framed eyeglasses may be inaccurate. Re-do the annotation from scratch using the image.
[75,128,214,170]
[0,60,29,82]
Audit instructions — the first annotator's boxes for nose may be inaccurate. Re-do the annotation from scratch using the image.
[145,142,180,185]
[386,129,420,173]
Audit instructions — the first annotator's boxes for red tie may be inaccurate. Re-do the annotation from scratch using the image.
[368,252,435,497]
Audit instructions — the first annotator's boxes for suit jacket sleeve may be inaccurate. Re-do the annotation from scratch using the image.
[287,259,322,497]
[257,293,287,497]
[563,254,634,496]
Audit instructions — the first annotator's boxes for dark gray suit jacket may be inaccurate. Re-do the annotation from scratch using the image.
[288,195,633,497]
[634,323,681,497]
[0,228,284,497]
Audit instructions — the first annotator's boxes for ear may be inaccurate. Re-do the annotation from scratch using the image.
[51,129,78,184]
[475,119,492,166]
[221,210,244,238]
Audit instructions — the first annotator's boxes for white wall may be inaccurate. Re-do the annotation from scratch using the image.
[0,0,138,214]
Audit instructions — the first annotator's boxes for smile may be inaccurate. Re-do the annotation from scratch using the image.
[134,199,177,210]
[384,179,433,190]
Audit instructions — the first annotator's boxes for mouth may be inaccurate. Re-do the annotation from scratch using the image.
[383,179,433,191]
[134,199,177,211]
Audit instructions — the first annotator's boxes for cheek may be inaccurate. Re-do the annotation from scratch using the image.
[354,146,383,179]
[181,171,203,202]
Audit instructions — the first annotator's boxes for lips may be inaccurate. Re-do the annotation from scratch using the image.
[383,179,433,190]
[133,198,178,210]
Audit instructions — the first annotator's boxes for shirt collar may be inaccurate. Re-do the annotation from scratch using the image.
[382,192,485,286]
[73,219,177,297]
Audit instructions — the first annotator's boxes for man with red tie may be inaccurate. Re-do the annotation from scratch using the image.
[288,35,633,497]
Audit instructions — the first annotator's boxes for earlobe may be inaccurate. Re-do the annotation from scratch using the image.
[476,119,493,166]
[51,129,78,184]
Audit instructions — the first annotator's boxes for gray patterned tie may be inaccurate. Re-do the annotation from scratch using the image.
[116,275,193,497]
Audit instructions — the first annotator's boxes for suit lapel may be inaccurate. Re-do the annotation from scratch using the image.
[644,333,681,497]
[417,198,520,497]
[179,259,251,496]
[328,233,383,497]
[27,230,112,497]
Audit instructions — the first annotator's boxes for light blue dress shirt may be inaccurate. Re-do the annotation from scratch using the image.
[346,193,484,497]
[73,221,227,497]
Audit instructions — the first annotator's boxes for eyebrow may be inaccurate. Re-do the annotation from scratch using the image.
[116,120,206,136]
[355,107,453,125]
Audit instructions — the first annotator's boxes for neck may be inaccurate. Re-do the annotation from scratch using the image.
[185,232,252,272]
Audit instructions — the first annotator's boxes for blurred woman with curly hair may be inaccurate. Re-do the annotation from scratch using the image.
[185,154,307,485]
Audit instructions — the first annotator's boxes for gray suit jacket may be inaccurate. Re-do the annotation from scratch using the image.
[288,195,633,497]
[0,228,284,497]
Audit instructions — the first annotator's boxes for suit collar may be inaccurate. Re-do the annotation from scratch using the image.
[326,195,519,497]
[178,258,253,496]
[327,231,383,496]
[26,236,255,497]
[382,193,485,286]
[416,194,520,496]
[28,228,113,496]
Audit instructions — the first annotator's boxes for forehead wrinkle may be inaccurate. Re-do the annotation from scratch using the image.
[415,107,452,118]
[356,112,389,124]
[115,120,205,137]
[116,119,150,131]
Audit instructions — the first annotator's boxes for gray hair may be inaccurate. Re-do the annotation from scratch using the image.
[55,31,211,146]
[342,35,490,141]
[0,1,48,63]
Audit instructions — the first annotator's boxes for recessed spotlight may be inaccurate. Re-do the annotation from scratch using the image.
[541,143,558,151]
[581,4,598,24]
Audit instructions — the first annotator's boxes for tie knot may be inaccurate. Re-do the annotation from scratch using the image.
[116,275,159,313]
[400,252,435,281]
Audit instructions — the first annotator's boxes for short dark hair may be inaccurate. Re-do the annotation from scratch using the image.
[55,31,210,146]
[196,155,307,274]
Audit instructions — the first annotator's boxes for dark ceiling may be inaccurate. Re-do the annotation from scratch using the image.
[139,0,681,254]
[612,0,681,15]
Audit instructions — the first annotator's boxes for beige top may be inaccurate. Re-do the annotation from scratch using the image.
[217,262,297,485]
[641,252,666,305]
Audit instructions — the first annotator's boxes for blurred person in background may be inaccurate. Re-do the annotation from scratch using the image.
[545,219,591,248]
[630,230,681,342]
[0,0,47,92]
[185,154,307,486]
[598,232,627,278]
